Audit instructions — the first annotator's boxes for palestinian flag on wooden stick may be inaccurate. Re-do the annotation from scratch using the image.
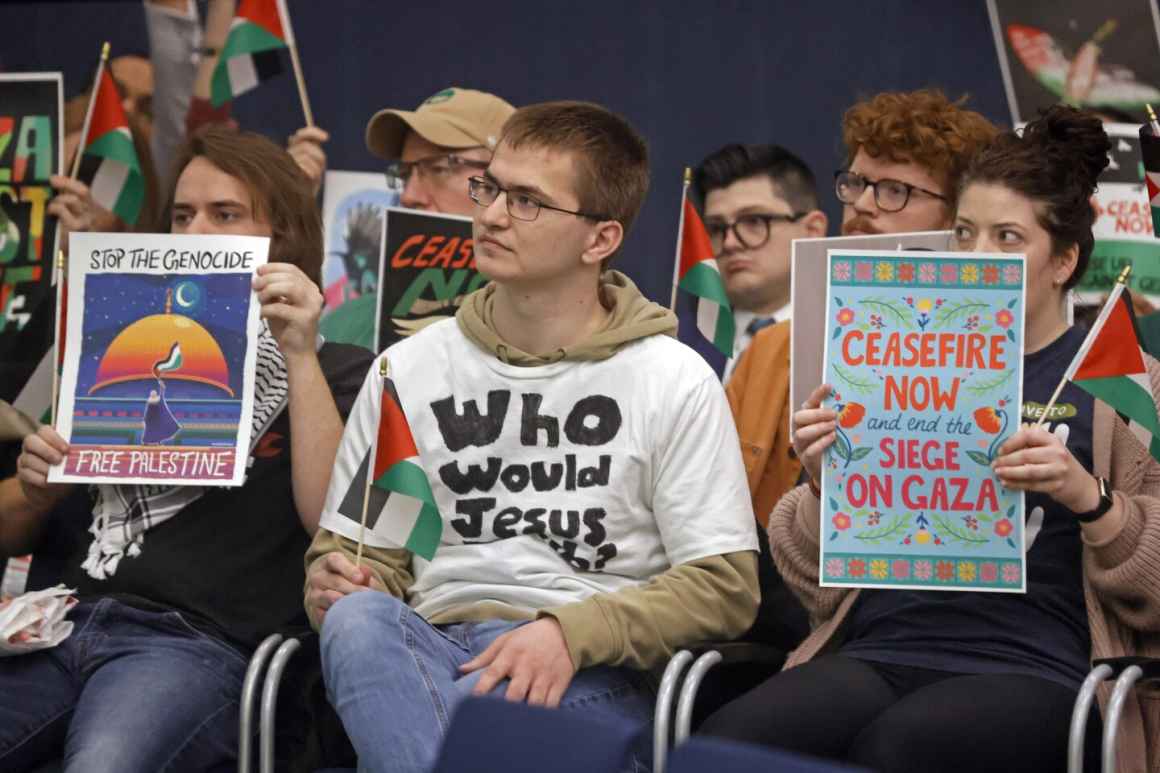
[335,370,442,560]
[672,175,734,376]
[210,0,290,107]
[77,68,143,226]
[1064,281,1160,462]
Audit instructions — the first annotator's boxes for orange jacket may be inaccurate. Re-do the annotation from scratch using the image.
[726,320,800,527]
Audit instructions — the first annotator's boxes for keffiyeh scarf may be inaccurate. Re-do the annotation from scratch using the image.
[82,323,290,579]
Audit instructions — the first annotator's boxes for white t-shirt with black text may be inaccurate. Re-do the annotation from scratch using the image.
[320,319,757,621]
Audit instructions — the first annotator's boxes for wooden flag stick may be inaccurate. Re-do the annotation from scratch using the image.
[49,250,65,427]
[1033,264,1133,429]
[50,42,109,428]
[669,167,692,311]
[355,358,389,566]
[277,1,314,128]
[71,42,110,180]
[287,45,314,128]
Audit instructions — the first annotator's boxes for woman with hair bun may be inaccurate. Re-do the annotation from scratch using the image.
[701,106,1160,773]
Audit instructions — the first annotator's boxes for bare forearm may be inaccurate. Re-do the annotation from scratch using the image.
[192,0,234,99]
[0,477,51,556]
[286,352,344,534]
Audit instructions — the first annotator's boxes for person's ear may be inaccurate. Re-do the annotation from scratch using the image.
[802,209,828,238]
[580,220,624,268]
[1054,242,1080,287]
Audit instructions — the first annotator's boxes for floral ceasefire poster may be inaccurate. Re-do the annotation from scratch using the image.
[49,232,268,487]
[820,250,1027,593]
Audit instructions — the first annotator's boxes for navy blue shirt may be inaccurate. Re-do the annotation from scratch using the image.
[840,326,1093,687]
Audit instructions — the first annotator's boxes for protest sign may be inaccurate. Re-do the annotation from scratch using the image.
[820,250,1026,592]
[1076,122,1160,306]
[790,231,952,415]
[375,207,486,351]
[319,170,396,314]
[987,0,1160,124]
[49,232,267,486]
[0,73,63,417]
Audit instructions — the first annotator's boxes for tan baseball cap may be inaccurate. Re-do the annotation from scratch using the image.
[365,87,516,160]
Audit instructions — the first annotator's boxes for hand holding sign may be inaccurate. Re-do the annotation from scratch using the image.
[992,426,1101,513]
[16,426,74,509]
[792,383,839,485]
[254,262,323,358]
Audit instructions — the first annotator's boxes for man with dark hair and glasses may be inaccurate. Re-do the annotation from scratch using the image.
[307,101,759,773]
[836,89,998,235]
[694,144,827,379]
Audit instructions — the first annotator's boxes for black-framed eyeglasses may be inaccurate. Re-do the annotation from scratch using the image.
[705,212,806,251]
[468,176,609,222]
[385,150,489,191]
[834,170,947,213]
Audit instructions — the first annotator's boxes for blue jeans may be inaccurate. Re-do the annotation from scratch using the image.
[320,592,655,773]
[0,597,249,773]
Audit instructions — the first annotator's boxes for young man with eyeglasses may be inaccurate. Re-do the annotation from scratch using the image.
[695,144,827,380]
[319,88,516,349]
[836,89,997,236]
[305,101,759,773]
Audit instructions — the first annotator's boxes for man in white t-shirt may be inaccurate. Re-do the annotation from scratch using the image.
[305,101,759,773]
[694,144,827,381]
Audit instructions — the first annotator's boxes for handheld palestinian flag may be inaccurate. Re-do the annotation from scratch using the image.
[1064,281,1160,462]
[78,67,143,226]
[210,0,290,107]
[673,181,735,377]
[335,368,442,560]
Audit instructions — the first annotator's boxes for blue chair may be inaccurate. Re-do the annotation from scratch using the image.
[432,696,647,773]
[667,737,869,773]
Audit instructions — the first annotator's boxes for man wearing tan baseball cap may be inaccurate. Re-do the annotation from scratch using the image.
[320,88,515,349]
[365,87,515,215]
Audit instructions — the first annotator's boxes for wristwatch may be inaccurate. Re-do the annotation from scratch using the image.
[1073,477,1113,523]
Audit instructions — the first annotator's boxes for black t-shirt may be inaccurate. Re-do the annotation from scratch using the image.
[840,326,1093,687]
[62,343,375,651]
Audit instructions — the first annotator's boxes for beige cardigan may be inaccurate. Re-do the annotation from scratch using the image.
[769,360,1160,773]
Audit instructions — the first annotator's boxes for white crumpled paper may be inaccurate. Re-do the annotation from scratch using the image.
[0,585,77,656]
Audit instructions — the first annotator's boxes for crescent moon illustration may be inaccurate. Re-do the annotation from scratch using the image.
[175,283,194,308]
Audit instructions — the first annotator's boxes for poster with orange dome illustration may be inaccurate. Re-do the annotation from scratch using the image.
[819,251,1026,593]
[48,232,268,486]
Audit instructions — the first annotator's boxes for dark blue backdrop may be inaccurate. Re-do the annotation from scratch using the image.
[3,0,1011,303]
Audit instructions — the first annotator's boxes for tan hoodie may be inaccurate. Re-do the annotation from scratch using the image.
[305,271,759,671]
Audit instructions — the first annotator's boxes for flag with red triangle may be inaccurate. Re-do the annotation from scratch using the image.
[210,0,290,107]
[674,191,734,376]
[1064,282,1160,461]
[332,364,442,559]
[78,68,143,226]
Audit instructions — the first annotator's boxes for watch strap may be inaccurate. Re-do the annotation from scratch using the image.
[1073,477,1113,523]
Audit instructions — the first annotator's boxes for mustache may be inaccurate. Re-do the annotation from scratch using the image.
[842,215,881,235]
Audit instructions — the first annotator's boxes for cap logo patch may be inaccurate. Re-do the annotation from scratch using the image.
[423,89,456,106]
